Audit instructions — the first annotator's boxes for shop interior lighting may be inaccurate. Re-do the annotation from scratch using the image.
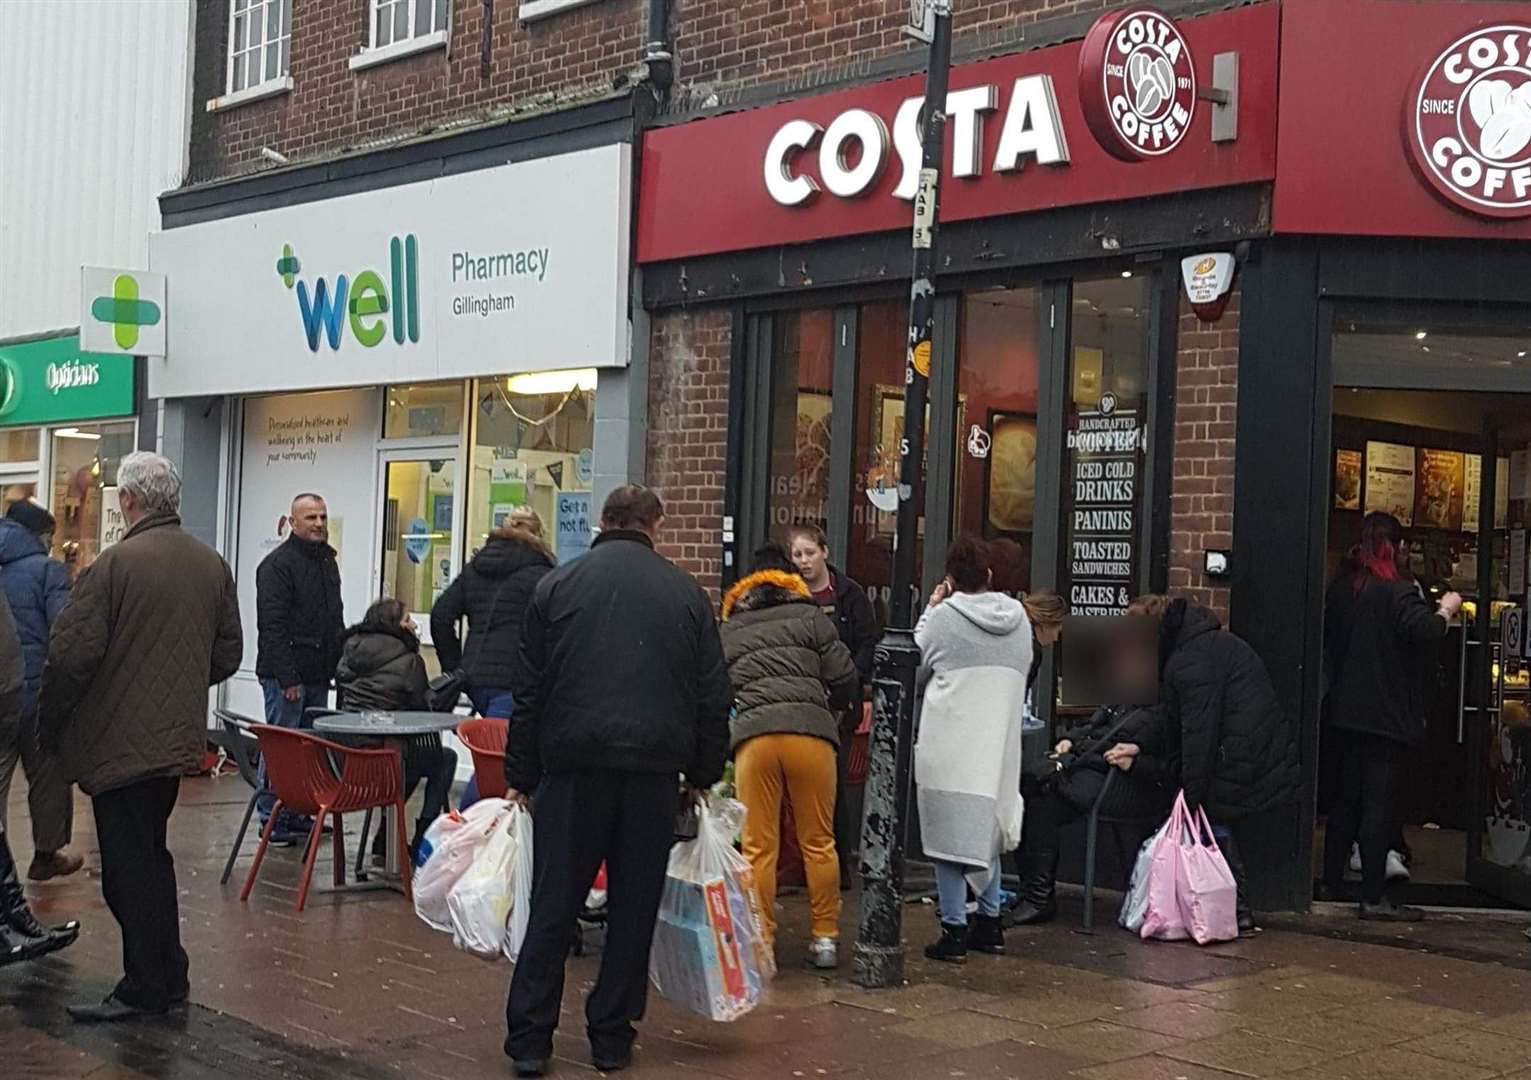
[1120,270,1133,278]
[1519,351,1527,358]
[505,369,597,396]
[1415,330,1428,340]
[54,428,101,440]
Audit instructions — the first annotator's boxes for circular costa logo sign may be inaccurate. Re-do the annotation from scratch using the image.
[1407,25,1531,218]
[1078,6,1197,162]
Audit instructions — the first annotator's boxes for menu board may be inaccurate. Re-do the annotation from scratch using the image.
[1462,455,1511,533]
[1415,449,1466,531]
[1365,441,1415,525]
[1064,394,1141,616]
[1334,449,1362,510]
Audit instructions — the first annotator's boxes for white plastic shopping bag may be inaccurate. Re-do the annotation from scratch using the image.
[1119,814,1171,933]
[413,798,511,933]
[503,804,535,963]
[649,798,773,1021]
[447,804,528,959]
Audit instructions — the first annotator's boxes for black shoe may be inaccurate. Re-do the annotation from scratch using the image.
[1218,832,1257,935]
[68,994,170,1023]
[512,1060,549,1078]
[968,914,1006,955]
[0,833,80,960]
[1359,898,1424,923]
[592,1047,633,1072]
[0,926,26,967]
[1003,848,1058,927]
[924,922,968,964]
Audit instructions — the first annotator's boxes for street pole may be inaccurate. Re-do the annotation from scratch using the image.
[853,0,953,991]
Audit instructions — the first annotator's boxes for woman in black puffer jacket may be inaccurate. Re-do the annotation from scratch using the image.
[430,510,554,718]
[336,599,458,854]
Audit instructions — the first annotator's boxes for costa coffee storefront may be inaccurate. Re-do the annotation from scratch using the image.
[640,0,1531,910]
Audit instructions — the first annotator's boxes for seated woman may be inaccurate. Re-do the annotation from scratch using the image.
[1006,699,1175,927]
[335,598,458,855]
[914,537,1030,963]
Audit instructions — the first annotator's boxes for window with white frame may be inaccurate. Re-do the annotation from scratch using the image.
[370,0,450,51]
[227,0,290,94]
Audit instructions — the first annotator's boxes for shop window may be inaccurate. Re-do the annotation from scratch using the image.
[765,310,835,540]
[468,372,595,564]
[384,382,465,439]
[955,287,1043,597]
[1058,274,1151,617]
[0,428,40,463]
[227,0,290,94]
[49,421,136,577]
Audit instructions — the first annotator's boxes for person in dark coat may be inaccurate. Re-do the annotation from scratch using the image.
[254,493,344,840]
[504,486,732,1078]
[1006,702,1175,926]
[720,543,858,970]
[0,586,79,968]
[0,500,80,880]
[1321,512,1460,921]
[788,523,877,887]
[430,508,554,718]
[336,598,458,854]
[1126,594,1300,933]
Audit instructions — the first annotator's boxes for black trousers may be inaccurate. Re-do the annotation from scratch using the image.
[93,775,188,1010]
[506,770,675,1061]
[832,705,859,868]
[1016,769,1169,856]
[1323,729,1405,903]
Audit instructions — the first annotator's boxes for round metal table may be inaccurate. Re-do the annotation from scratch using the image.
[312,711,463,878]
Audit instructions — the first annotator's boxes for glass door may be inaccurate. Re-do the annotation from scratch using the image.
[376,450,462,676]
[1472,418,1531,908]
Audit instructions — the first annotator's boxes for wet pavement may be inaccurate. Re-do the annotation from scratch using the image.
[4,774,1531,1079]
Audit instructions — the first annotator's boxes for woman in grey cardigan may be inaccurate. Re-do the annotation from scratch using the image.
[914,537,1031,963]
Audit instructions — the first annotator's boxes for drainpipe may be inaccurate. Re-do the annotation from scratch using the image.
[643,0,673,95]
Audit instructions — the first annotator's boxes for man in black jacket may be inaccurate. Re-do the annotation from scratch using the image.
[254,493,343,840]
[504,486,732,1078]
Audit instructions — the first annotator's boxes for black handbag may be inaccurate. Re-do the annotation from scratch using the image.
[426,669,467,713]
[1025,706,1136,795]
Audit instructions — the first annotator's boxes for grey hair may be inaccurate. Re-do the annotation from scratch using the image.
[118,452,182,514]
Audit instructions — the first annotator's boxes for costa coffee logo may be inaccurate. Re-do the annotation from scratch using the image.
[1078,6,1197,161]
[1407,25,1531,218]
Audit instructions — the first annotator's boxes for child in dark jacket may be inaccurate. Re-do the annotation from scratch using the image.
[336,599,458,855]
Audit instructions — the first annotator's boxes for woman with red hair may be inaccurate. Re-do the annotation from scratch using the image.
[1322,512,1461,921]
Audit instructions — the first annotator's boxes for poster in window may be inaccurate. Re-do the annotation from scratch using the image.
[782,390,832,528]
[1364,441,1415,526]
[1415,449,1465,531]
[986,412,1038,533]
[870,385,964,536]
[1333,449,1362,511]
[1498,457,1511,529]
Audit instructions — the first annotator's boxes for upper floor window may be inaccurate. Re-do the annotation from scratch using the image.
[228,0,290,94]
[371,0,450,51]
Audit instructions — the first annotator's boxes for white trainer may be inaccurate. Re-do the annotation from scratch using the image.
[1385,849,1411,881]
[807,937,838,970]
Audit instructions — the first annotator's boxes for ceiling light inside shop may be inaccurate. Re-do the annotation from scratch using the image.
[1415,330,1428,340]
[506,369,598,396]
[1120,270,1133,278]
[1520,351,1527,358]
[54,428,100,440]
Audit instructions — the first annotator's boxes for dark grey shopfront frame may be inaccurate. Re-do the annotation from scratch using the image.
[1234,237,1531,911]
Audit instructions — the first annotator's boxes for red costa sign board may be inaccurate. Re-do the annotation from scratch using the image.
[1274,0,1531,239]
[1078,6,1198,161]
[636,5,1278,264]
[1406,25,1531,218]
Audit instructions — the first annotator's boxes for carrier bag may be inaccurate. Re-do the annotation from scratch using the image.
[447,804,529,959]
[649,798,773,1021]
[1173,801,1239,945]
[503,804,535,963]
[1119,814,1172,933]
[1140,792,1192,941]
[413,798,511,933]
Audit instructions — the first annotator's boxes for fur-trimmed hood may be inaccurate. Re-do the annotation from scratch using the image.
[721,569,811,620]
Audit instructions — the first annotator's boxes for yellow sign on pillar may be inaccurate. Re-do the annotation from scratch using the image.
[911,340,932,378]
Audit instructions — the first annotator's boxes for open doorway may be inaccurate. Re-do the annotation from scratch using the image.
[1319,323,1531,910]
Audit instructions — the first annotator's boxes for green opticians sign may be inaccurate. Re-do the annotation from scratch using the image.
[0,336,135,429]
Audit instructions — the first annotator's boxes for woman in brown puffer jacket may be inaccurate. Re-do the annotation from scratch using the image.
[720,544,858,971]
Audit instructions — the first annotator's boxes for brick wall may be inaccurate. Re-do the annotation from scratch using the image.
[191,0,1139,182]
[647,307,731,600]
[1168,288,1239,621]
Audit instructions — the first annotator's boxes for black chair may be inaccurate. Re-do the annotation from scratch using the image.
[1080,769,1164,931]
[216,709,268,885]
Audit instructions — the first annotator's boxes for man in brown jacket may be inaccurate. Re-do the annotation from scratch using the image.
[41,451,243,1023]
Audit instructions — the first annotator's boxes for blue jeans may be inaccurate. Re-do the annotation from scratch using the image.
[468,686,514,719]
[257,678,329,825]
[934,857,1003,927]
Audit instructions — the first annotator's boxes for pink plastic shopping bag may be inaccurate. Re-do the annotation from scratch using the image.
[1174,802,1239,945]
[1138,793,1190,941]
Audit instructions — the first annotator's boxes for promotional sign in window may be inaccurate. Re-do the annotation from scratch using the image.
[0,336,135,429]
[1063,392,1142,616]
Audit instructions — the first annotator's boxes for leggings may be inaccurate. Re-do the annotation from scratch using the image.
[1322,729,1405,904]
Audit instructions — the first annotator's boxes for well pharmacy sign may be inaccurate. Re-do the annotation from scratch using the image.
[81,267,166,357]
[0,336,135,429]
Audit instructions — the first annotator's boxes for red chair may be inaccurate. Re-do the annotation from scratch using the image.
[240,727,411,912]
[457,717,509,800]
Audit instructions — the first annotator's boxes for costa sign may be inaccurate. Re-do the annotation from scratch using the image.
[1078,6,1198,161]
[1407,24,1531,218]
[763,77,1070,207]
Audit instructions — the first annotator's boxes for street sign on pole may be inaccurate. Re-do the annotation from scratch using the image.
[905,0,939,43]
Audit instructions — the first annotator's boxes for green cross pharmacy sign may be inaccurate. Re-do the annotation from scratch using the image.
[81,266,166,357]
[0,337,135,429]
